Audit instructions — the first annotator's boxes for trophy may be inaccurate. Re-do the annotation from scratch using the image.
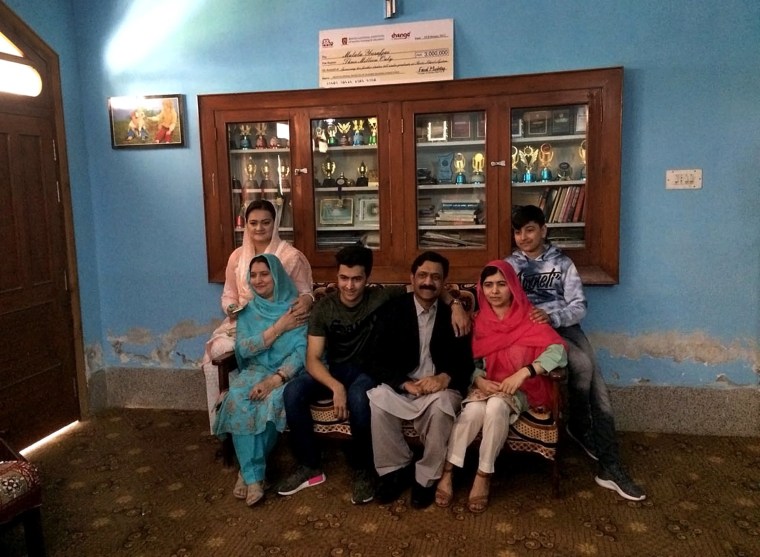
[436,152,454,184]
[337,122,352,146]
[367,117,378,145]
[511,146,521,183]
[453,153,467,185]
[471,153,485,184]
[352,119,365,145]
[326,120,338,146]
[578,140,587,180]
[239,124,252,150]
[356,161,369,187]
[321,156,337,187]
[244,157,258,189]
[314,125,328,153]
[260,159,275,190]
[518,146,539,183]
[254,123,268,149]
[278,162,290,190]
[538,143,554,182]
[557,162,573,181]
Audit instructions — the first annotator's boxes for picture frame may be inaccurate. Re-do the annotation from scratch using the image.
[523,110,551,137]
[511,116,523,137]
[550,108,573,135]
[357,197,380,224]
[476,113,486,138]
[426,119,449,142]
[575,105,588,133]
[450,113,472,140]
[108,94,185,149]
[319,197,354,225]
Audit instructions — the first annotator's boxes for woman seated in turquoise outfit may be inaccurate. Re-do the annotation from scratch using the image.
[213,253,308,506]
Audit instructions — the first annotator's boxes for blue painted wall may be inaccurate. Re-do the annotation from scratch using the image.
[5,0,759,387]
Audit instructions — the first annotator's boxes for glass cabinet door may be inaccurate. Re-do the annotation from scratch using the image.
[227,120,294,248]
[510,104,588,249]
[413,110,487,250]
[310,115,380,251]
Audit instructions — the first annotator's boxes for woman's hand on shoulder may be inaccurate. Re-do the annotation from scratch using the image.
[276,306,308,333]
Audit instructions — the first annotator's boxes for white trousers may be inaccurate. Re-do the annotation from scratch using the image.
[446,397,514,474]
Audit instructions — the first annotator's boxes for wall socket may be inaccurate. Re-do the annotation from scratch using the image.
[666,169,702,189]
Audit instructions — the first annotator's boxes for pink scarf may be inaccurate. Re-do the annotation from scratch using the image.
[472,260,565,408]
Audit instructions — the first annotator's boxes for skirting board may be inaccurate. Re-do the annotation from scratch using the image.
[88,368,760,437]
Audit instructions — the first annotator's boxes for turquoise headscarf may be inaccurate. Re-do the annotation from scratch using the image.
[234,253,306,373]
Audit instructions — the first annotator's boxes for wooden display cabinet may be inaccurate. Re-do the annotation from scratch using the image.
[199,67,622,284]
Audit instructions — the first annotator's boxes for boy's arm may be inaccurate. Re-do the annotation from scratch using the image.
[305,334,349,420]
[548,261,587,328]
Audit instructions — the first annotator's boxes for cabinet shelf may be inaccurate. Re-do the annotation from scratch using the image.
[317,144,377,152]
[512,180,585,187]
[416,140,485,149]
[314,186,379,193]
[231,147,290,155]
[512,134,585,144]
[417,183,486,191]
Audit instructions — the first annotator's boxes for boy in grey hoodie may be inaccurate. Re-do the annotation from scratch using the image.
[506,205,645,501]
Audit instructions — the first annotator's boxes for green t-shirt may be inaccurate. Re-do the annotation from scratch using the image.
[308,285,407,366]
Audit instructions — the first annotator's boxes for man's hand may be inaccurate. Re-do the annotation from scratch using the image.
[332,383,349,421]
[529,307,550,324]
[413,374,450,395]
[499,369,531,395]
[450,303,471,337]
[402,381,424,397]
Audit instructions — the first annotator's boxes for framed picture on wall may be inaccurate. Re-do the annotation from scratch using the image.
[108,94,185,149]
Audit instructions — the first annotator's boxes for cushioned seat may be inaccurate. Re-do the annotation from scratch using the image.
[0,437,45,556]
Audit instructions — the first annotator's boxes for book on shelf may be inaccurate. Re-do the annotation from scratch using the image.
[439,200,482,211]
[572,187,586,222]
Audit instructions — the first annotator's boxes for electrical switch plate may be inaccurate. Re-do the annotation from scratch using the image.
[665,169,702,189]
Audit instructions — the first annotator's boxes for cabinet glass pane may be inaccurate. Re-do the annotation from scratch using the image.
[414,111,486,249]
[228,121,293,248]
[510,104,587,250]
[311,117,380,251]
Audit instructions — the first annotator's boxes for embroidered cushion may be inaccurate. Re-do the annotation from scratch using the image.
[0,459,42,523]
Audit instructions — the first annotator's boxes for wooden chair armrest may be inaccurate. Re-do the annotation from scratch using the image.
[0,437,25,462]
[212,350,238,391]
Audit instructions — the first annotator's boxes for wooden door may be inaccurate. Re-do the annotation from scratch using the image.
[0,112,79,449]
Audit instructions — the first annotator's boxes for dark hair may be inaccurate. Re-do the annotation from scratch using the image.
[245,199,276,220]
[336,244,373,276]
[411,251,449,278]
[479,265,502,286]
[511,204,545,230]
[249,254,271,272]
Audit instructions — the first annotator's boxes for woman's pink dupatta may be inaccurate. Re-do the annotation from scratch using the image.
[472,260,565,408]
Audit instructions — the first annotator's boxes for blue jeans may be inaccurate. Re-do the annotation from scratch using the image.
[557,325,620,470]
[283,362,377,471]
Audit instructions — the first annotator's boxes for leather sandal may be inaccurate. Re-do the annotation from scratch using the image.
[467,469,491,514]
[435,463,454,508]
[233,472,246,499]
[246,481,265,506]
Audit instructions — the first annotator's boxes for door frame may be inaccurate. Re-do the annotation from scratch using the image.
[0,1,87,420]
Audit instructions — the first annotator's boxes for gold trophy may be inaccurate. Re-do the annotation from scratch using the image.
[356,161,369,187]
[321,156,336,187]
[352,119,365,145]
[260,159,275,190]
[278,162,290,190]
[367,117,378,145]
[511,146,520,183]
[453,153,467,185]
[538,143,554,181]
[239,124,252,149]
[244,157,258,189]
[326,120,338,146]
[471,152,485,184]
[254,123,268,149]
[518,146,539,183]
[337,122,352,146]
[579,139,587,179]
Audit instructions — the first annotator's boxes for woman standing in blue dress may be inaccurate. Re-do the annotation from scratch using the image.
[214,253,308,506]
